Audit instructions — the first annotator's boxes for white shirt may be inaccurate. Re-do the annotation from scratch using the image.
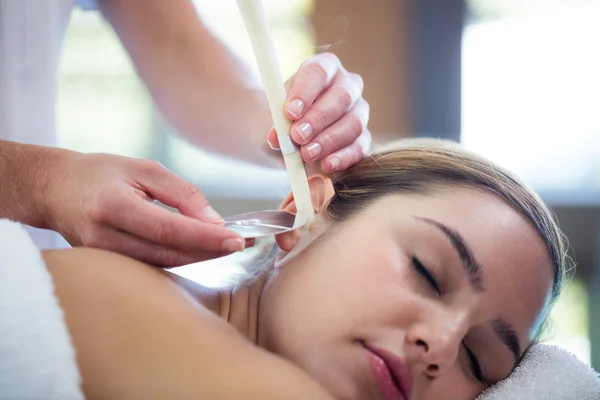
[0,0,97,249]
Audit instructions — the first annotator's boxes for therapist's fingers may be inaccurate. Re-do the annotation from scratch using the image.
[88,226,232,267]
[134,160,224,224]
[320,130,372,172]
[266,122,371,173]
[284,53,341,120]
[290,71,364,146]
[132,187,255,249]
[103,187,246,253]
[299,97,370,163]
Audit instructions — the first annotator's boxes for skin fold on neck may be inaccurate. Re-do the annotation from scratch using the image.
[165,266,270,345]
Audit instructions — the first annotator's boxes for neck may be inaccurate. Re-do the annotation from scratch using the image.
[215,273,270,344]
[167,243,288,345]
[164,268,269,343]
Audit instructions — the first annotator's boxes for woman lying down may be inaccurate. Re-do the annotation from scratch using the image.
[42,138,568,400]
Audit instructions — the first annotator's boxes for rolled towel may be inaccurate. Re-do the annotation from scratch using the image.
[477,343,600,399]
[0,219,83,400]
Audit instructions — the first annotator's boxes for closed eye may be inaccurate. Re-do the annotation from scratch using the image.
[463,342,489,387]
[411,256,440,294]
[412,256,491,387]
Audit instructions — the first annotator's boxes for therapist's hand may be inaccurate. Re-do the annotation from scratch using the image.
[267,52,371,173]
[45,152,247,267]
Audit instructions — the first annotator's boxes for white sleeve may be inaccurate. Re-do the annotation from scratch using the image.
[76,0,99,11]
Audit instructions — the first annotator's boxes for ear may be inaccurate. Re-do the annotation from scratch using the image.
[274,175,335,252]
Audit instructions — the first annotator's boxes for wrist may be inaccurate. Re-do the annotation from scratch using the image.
[0,141,75,229]
[34,146,78,231]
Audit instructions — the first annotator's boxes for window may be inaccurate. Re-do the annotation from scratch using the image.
[462,0,598,365]
[462,0,600,200]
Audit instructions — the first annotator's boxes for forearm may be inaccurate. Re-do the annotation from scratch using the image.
[99,0,279,168]
[0,140,66,228]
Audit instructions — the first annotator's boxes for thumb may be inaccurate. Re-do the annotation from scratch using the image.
[135,161,224,224]
[267,126,281,150]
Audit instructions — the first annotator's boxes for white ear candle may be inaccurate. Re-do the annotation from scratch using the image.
[237,0,315,227]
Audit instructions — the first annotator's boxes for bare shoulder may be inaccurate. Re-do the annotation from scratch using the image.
[43,248,332,400]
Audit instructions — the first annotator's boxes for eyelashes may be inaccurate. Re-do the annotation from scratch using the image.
[463,342,487,386]
[410,256,488,386]
[411,256,440,294]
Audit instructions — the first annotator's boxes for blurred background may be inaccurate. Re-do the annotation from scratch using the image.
[57,0,599,369]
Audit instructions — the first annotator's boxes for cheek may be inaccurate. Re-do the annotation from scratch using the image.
[265,238,394,331]
[262,233,424,346]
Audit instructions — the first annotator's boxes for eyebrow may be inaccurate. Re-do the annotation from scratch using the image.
[415,217,485,292]
[491,318,521,367]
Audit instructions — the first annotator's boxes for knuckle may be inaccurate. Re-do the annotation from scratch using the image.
[361,131,373,152]
[362,98,371,113]
[349,72,364,89]
[338,145,358,166]
[318,133,335,152]
[319,52,340,67]
[179,182,201,200]
[306,60,331,84]
[141,159,165,174]
[361,99,371,125]
[353,141,367,159]
[87,194,112,223]
[335,85,354,111]
[155,248,180,267]
[354,132,372,158]
[348,112,365,135]
[314,107,329,130]
[153,221,174,245]
[81,229,103,248]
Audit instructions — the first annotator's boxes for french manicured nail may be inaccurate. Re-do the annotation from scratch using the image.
[223,237,245,252]
[202,206,223,223]
[296,122,313,141]
[329,156,341,171]
[267,136,280,150]
[306,142,322,159]
[287,99,305,119]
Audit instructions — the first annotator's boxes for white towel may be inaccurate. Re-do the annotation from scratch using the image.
[0,219,83,400]
[0,219,599,399]
[477,342,600,399]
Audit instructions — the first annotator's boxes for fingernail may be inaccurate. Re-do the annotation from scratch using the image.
[296,122,313,141]
[202,206,223,223]
[223,237,245,252]
[306,142,322,159]
[287,99,305,119]
[329,156,341,171]
[267,136,280,150]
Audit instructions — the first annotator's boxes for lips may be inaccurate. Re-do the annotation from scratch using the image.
[363,342,414,400]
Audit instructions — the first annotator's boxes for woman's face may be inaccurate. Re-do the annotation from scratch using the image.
[257,187,553,400]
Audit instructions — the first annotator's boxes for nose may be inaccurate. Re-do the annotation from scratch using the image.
[404,313,469,377]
